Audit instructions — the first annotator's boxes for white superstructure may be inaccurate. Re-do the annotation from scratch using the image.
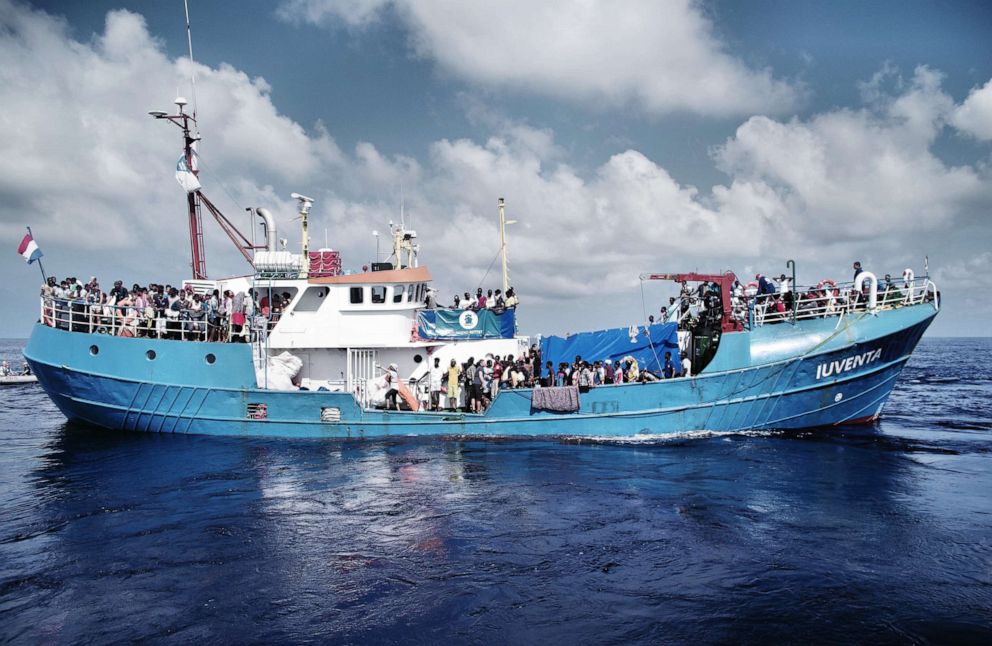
[192,203,527,401]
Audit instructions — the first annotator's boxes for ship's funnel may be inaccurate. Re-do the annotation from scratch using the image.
[256,207,277,252]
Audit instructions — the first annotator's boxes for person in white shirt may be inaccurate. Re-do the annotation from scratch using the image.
[778,274,791,294]
[681,356,692,378]
[429,357,444,410]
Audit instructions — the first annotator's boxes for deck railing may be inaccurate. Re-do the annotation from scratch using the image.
[39,297,264,343]
[664,274,937,330]
[745,274,937,327]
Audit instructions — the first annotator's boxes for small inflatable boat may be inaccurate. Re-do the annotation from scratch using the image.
[0,374,38,385]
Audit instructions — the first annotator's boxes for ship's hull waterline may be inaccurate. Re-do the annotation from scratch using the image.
[23,301,937,439]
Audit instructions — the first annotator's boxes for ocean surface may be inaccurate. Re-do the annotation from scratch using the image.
[0,337,990,644]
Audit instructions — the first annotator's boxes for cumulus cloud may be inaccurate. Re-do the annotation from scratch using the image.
[951,79,992,141]
[276,0,801,117]
[714,66,989,239]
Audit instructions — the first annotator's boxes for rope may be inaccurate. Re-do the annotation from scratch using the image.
[476,246,503,290]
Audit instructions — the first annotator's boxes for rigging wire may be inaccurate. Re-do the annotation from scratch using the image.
[476,245,504,291]
[191,154,247,218]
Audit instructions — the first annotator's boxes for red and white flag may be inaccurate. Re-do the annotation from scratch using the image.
[16,233,43,264]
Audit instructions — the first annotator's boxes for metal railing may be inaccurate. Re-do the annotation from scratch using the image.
[39,297,263,343]
[661,274,937,331]
[745,275,936,327]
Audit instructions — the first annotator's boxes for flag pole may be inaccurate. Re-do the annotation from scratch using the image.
[26,226,47,282]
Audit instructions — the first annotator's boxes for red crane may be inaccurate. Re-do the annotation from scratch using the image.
[150,99,260,279]
[641,271,744,333]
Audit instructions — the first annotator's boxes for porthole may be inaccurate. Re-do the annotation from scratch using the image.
[413,354,424,364]
[89,345,99,356]
[146,350,157,361]
[205,353,216,365]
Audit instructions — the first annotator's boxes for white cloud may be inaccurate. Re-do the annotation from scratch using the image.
[952,79,992,141]
[277,0,390,28]
[714,66,989,239]
[277,0,802,117]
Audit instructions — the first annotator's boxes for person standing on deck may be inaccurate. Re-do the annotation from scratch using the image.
[663,352,677,379]
[429,357,444,411]
[446,359,462,411]
[383,363,401,411]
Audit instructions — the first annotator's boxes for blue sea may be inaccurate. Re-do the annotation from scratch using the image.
[1,337,990,644]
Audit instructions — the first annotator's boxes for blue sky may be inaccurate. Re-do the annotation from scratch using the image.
[2,0,992,336]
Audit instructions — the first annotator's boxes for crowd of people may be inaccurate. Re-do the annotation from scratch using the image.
[40,276,288,342]
[655,262,919,330]
[419,346,690,413]
[430,286,519,312]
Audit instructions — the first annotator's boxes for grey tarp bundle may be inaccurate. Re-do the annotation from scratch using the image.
[531,385,580,412]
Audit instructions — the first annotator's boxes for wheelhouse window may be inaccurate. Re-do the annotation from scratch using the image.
[371,285,386,304]
[407,283,415,302]
[349,287,364,304]
[393,284,405,303]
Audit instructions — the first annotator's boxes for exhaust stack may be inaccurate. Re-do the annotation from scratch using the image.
[256,207,277,252]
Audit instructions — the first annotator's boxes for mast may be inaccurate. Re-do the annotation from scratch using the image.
[292,193,314,277]
[148,2,262,278]
[180,99,206,279]
[182,0,204,278]
[498,197,516,294]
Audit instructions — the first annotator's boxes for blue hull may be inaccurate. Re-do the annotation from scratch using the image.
[24,304,937,438]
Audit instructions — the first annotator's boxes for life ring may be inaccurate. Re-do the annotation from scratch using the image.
[745,281,759,297]
[816,279,838,296]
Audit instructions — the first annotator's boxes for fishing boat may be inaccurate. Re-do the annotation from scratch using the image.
[22,96,939,438]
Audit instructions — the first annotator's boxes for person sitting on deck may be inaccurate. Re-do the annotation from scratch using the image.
[0,361,10,376]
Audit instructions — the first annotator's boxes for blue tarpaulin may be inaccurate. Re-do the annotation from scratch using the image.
[539,322,680,374]
[417,309,516,340]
